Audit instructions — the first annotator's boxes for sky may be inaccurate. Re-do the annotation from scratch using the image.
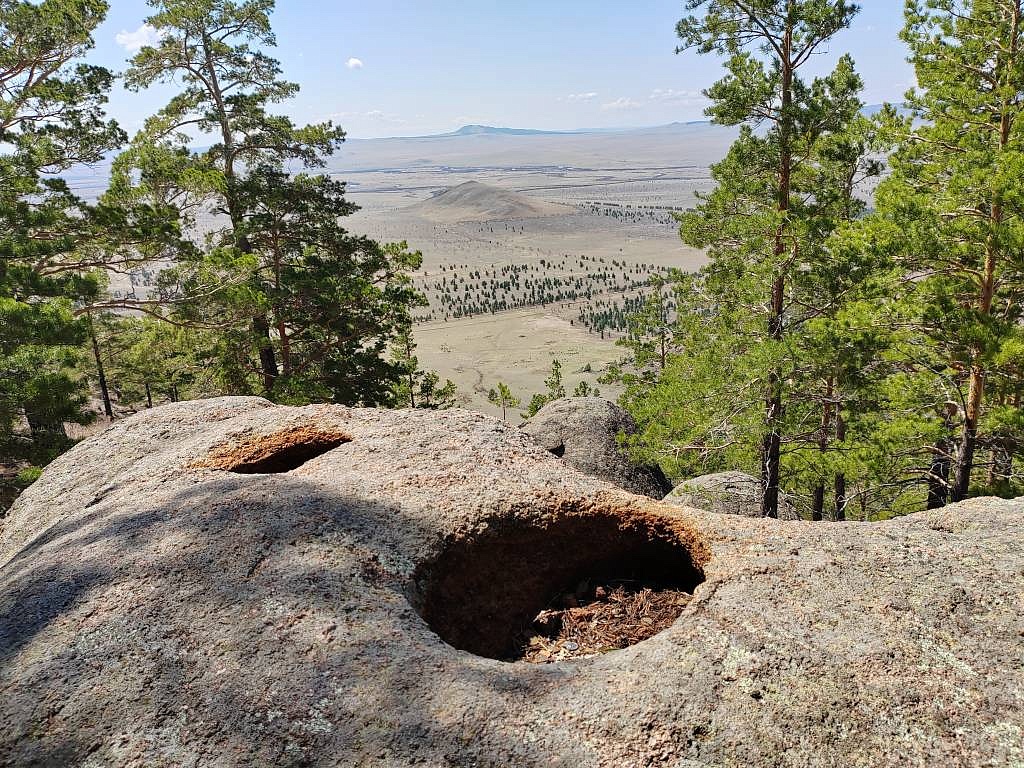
[90,1,916,140]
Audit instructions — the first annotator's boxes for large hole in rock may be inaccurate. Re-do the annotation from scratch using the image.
[196,426,351,474]
[408,508,706,662]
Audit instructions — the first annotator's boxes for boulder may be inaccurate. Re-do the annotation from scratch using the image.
[520,397,672,498]
[666,470,800,520]
[1,397,1023,767]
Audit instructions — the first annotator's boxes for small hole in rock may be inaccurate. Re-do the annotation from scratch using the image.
[550,444,566,458]
[197,426,351,474]
[228,439,348,473]
[408,509,705,662]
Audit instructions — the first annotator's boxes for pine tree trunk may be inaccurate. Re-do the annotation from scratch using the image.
[405,336,416,408]
[952,329,992,500]
[811,485,824,522]
[761,393,783,519]
[953,186,1003,496]
[202,30,280,396]
[833,410,847,521]
[145,382,153,409]
[760,32,793,520]
[273,242,291,377]
[253,315,279,396]
[927,437,952,510]
[761,276,786,518]
[812,377,835,522]
[833,473,847,522]
[952,12,1016,497]
[88,315,113,420]
[277,318,291,377]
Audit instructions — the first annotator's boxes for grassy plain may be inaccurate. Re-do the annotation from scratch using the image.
[64,122,733,418]
[334,123,732,418]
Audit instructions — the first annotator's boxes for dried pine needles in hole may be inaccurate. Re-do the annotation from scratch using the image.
[408,505,706,662]
[516,577,692,663]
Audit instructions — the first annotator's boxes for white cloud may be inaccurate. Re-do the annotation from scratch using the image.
[649,88,702,103]
[328,109,406,125]
[601,97,642,111]
[346,57,364,69]
[566,92,598,102]
[115,23,163,53]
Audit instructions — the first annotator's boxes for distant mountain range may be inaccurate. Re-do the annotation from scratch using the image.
[380,105,908,142]
[62,104,913,196]
[444,125,573,137]
[381,121,717,141]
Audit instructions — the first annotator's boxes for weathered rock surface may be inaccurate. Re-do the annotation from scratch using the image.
[520,397,672,498]
[665,470,800,520]
[1,397,1023,768]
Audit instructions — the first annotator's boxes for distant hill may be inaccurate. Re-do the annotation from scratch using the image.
[445,125,572,137]
[408,181,568,223]
[426,123,712,139]
[387,108,909,142]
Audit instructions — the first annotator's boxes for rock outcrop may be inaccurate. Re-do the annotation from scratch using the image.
[665,470,800,520]
[1,397,1023,768]
[520,397,672,498]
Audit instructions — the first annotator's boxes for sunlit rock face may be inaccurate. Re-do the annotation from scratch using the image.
[665,470,800,520]
[1,397,1021,768]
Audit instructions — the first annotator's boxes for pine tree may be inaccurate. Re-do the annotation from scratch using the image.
[237,170,426,405]
[117,0,427,405]
[524,359,566,418]
[488,383,521,421]
[95,316,222,409]
[783,111,884,520]
[390,326,457,410]
[120,0,343,394]
[572,381,601,398]
[674,0,861,517]
[0,0,125,494]
[879,0,1024,501]
[619,276,673,374]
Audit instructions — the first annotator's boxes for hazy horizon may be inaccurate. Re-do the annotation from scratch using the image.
[92,1,914,140]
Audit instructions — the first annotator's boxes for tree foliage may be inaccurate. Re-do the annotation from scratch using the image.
[880,0,1024,501]
[111,0,427,405]
[523,359,566,418]
[389,325,457,410]
[650,0,865,517]
[488,382,521,421]
[0,0,125,484]
[621,0,1024,518]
